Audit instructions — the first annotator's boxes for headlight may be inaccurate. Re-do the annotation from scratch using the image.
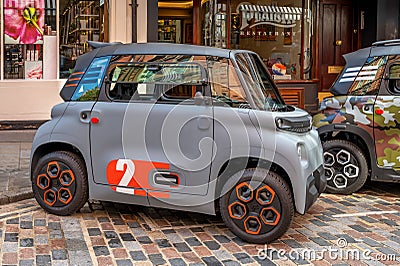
[297,143,308,167]
[275,116,312,133]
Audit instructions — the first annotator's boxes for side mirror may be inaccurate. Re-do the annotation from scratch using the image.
[194,91,204,105]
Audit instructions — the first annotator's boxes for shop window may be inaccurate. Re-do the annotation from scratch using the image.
[201,0,313,80]
[3,0,57,80]
[158,19,181,43]
[60,0,102,78]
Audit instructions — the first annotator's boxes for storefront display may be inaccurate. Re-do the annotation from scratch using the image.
[199,0,313,80]
[60,0,101,78]
[158,19,179,43]
[3,0,57,79]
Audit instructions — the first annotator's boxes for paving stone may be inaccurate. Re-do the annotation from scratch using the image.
[202,256,222,266]
[169,258,188,266]
[204,240,221,250]
[67,250,93,266]
[361,237,382,247]
[174,242,192,252]
[93,246,110,256]
[185,237,202,247]
[35,235,48,245]
[36,255,51,266]
[108,238,123,248]
[19,259,34,266]
[309,237,331,246]
[34,219,46,226]
[87,228,101,236]
[66,239,87,251]
[20,221,32,229]
[349,224,371,232]
[104,230,118,239]
[129,250,147,261]
[214,235,230,244]
[148,254,166,265]
[3,242,18,252]
[282,239,303,248]
[155,238,172,248]
[116,259,133,266]
[120,233,135,241]
[20,238,34,247]
[52,249,67,260]
[136,236,152,244]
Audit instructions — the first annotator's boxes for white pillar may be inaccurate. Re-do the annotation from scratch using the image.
[137,0,148,43]
[109,0,132,43]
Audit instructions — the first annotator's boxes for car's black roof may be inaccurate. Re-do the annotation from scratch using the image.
[93,42,232,58]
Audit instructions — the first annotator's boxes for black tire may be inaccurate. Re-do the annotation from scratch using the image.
[32,151,88,215]
[323,139,368,194]
[219,168,294,244]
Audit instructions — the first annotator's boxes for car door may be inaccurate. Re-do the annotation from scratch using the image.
[374,57,400,170]
[90,57,214,205]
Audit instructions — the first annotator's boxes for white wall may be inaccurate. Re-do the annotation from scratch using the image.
[109,0,132,43]
[0,80,64,120]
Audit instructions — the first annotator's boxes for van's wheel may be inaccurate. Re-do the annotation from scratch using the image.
[323,139,368,194]
[32,151,88,215]
[219,169,294,244]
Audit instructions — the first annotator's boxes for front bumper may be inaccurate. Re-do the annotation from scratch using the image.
[304,164,326,212]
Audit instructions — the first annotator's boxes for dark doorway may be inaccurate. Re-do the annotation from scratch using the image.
[318,0,359,91]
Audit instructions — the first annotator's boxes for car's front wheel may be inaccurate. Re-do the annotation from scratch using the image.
[32,151,88,215]
[323,139,368,194]
[219,168,294,244]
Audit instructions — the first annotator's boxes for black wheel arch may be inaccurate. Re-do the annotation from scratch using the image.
[214,157,294,214]
[31,142,87,179]
[317,124,376,179]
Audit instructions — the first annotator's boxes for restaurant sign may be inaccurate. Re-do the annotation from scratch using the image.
[237,3,304,30]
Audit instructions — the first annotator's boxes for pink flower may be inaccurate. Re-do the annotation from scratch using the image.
[4,0,44,44]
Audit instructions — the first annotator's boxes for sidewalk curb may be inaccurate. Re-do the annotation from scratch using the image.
[0,190,34,205]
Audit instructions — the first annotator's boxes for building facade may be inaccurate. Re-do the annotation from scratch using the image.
[0,0,399,120]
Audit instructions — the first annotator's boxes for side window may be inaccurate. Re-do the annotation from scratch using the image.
[71,57,111,101]
[106,62,207,103]
[208,56,249,108]
[348,56,388,96]
[388,64,400,94]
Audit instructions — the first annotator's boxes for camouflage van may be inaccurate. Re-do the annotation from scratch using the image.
[313,39,400,194]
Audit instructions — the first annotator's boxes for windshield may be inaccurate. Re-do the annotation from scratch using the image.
[235,53,287,111]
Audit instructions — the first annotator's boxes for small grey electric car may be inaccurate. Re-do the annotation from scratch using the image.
[31,43,325,243]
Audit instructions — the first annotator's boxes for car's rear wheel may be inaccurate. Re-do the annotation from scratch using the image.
[323,139,368,194]
[219,168,294,244]
[32,151,88,215]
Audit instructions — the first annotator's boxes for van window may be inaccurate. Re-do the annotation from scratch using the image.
[388,64,400,94]
[348,56,387,96]
[71,57,110,101]
[207,57,249,108]
[106,62,206,103]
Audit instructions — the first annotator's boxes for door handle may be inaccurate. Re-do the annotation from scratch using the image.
[80,111,91,123]
[362,104,374,115]
[335,40,343,46]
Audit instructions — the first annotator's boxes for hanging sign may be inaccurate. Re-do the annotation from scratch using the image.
[237,3,306,30]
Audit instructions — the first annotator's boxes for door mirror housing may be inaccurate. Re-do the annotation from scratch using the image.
[194,91,204,105]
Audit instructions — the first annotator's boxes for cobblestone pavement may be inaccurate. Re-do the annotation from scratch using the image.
[0,183,398,266]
